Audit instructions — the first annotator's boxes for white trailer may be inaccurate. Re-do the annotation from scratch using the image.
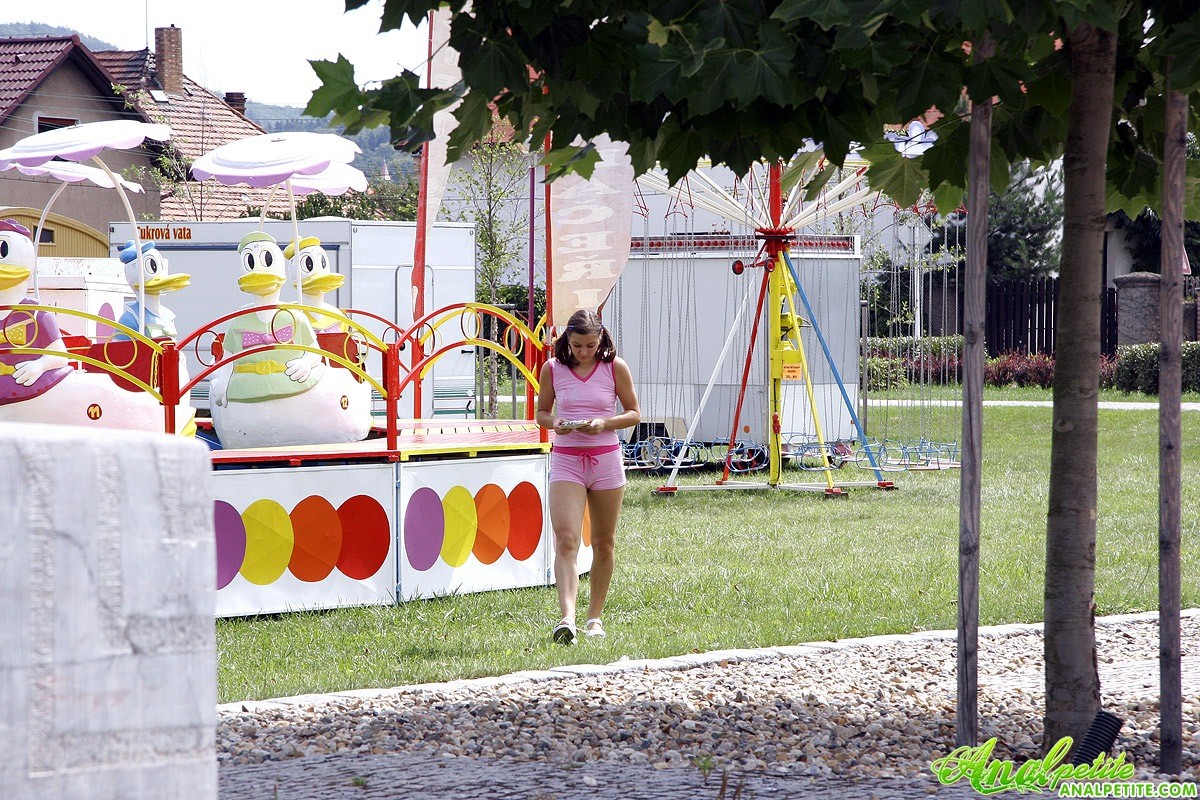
[108,218,478,418]
[605,236,861,446]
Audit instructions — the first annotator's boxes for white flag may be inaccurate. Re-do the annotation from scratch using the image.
[549,136,635,326]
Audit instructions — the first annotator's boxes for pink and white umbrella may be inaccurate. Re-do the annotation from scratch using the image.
[0,119,171,167]
[191,131,360,187]
[0,160,145,294]
[192,132,363,299]
[0,120,170,325]
[288,161,368,195]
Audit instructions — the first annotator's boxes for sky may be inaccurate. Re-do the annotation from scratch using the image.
[0,0,428,108]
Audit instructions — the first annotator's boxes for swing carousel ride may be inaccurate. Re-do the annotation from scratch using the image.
[607,143,962,497]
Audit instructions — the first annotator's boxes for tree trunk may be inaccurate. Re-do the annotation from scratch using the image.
[1044,21,1116,750]
[958,31,994,748]
[1157,73,1185,776]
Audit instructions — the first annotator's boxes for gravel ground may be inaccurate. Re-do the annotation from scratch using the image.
[218,610,1199,797]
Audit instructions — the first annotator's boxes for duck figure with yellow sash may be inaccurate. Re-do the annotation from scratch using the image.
[210,231,369,448]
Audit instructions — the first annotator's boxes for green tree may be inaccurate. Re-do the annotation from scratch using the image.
[248,177,418,221]
[314,0,1200,752]
[447,139,533,416]
[928,161,1063,282]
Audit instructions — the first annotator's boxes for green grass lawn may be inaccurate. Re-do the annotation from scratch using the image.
[216,404,1199,703]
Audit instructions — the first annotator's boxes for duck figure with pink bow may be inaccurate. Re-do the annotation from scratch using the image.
[209,231,370,448]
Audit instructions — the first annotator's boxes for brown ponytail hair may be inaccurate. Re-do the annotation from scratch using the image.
[553,309,616,366]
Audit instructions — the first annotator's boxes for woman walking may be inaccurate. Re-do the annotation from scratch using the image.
[535,309,640,644]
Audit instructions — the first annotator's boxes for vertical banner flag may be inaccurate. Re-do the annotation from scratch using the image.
[549,136,635,326]
[412,6,461,319]
[424,6,461,226]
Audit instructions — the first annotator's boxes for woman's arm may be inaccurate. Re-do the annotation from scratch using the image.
[534,360,558,431]
[602,357,641,432]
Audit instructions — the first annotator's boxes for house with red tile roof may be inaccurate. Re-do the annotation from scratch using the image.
[0,26,288,256]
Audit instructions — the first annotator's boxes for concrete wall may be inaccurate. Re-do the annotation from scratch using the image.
[0,422,215,800]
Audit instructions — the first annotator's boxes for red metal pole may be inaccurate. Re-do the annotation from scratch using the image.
[719,265,772,482]
[160,340,179,435]
[769,161,782,229]
[543,134,554,328]
[385,342,400,450]
[409,11,436,418]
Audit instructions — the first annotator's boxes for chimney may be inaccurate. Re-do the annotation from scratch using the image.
[224,92,246,116]
[154,25,183,95]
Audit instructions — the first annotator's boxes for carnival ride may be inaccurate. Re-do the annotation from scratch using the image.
[607,149,963,497]
[0,111,962,612]
[0,121,560,617]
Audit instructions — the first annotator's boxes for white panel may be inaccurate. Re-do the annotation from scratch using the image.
[213,463,397,617]
[397,454,556,601]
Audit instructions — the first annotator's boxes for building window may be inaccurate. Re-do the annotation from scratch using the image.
[36,116,77,133]
[38,227,54,245]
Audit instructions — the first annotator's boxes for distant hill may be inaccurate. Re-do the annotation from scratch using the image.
[244,103,417,184]
[0,22,116,53]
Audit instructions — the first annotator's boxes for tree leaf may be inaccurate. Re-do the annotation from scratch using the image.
[540,142,601,182]
[1159,28,1200,92]
[646,17,671,47]
[729,24,796,106]
[780,149,825,195]
[922,116,969,191]
[379,0,441,31]
[802,164,838,202]
[306,55,363,117]
[932,181,966,214]
[864,140,928,207]
[631,51,690,103]
[771,0,852,30]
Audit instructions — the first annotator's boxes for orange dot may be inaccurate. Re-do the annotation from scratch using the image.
[472,484,509,565]
[288,496,343,582]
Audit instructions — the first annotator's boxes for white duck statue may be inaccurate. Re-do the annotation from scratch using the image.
[286,236,348,333]
[209,231,369,448]
[113,239,190,340]
[0,221,193,434]
[0,220,72,403]
[287,235,372,442]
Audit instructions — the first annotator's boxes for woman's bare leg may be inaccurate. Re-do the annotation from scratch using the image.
[549,480,588,624]
[583,484,624,621]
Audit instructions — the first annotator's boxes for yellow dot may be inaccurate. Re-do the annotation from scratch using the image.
[239,499,294,585]
[440,486,477,567]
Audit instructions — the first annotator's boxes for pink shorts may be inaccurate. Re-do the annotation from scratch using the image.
[550,444,626,491]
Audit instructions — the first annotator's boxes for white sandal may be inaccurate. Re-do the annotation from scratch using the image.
[584,618,606,639]
[552,619,576,645]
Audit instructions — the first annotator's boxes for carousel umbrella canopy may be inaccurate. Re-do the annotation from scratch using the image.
[1,159,144,192]
[0,120,171,168]
[191,132,361,188]
[288,161,368,196]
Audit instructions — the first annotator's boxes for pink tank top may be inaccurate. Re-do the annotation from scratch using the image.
[551,358,620,447]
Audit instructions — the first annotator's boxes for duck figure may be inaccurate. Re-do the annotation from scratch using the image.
[0,222,193,434]
[113,239,190,340]
[287,235,372,442]
[0,220,72,404]
[210,231,368,448]
[287,236,348,333]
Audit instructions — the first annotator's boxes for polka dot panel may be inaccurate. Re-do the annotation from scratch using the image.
[214,494,391,588]
[404,482,545,572]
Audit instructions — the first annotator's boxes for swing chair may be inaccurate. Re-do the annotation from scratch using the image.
[856,199,964,471]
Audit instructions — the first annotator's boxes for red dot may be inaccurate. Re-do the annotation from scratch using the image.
[506,482,542,561]
[336,495,391,580]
